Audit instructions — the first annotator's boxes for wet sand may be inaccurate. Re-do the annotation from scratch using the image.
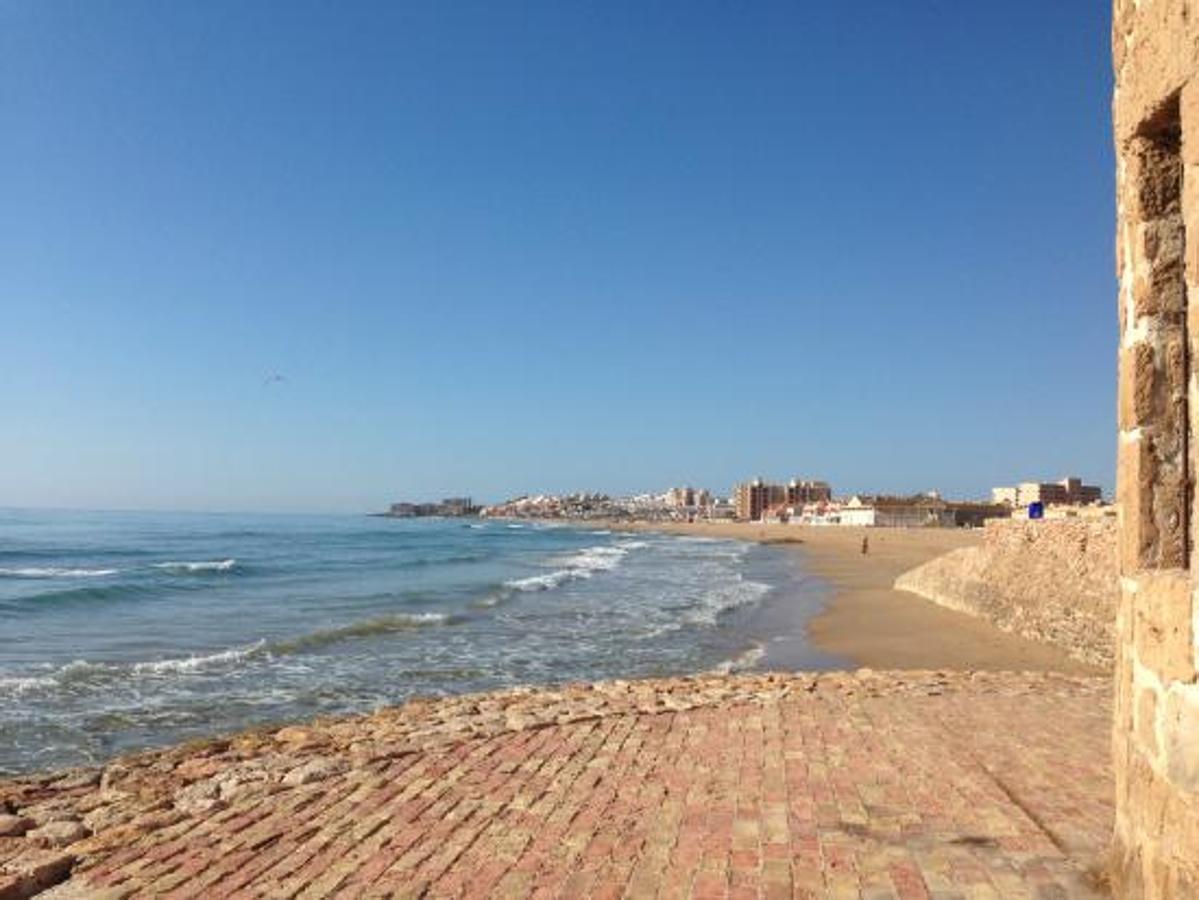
[600,520,1100,674]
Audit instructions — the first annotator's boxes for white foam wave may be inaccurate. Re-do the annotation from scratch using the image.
[152,559,237,573]
[0,674,58,693]
[131,640,266,675]
[556,545,627,572]
[504,570,580,592]
[1,643,269,695]
[685,578,772,626]
[502,541,642,595]
[0,567,118,578]
[712,643,766,674]
[0,659,116,693]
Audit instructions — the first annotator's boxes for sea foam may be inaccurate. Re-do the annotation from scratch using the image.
[0,567,119,578]
[152,559,237,573]
[503,542,638,594]
[131,641,267,675]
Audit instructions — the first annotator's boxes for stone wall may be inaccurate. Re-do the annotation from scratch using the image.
[894,518,1118,668]
[1112,1,1199,895]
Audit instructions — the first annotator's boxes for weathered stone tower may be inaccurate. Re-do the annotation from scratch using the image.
[1113,1,1199,895]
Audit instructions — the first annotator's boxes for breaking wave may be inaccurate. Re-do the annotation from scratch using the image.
[502,543,639,595]
[0,567,119,578]
[152,559,238,573]
[712,642,766,674]
[0,611,458,696]
[684,577,772,626]
[267,612,454,654]
[131,641,268,675]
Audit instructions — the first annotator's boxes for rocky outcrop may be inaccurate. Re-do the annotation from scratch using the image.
[894,518,1118,668]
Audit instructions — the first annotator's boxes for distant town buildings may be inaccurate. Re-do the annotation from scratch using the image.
[734,479,776,522]
[733,478,831,521]
[386,497,478,518]
[666,486,695,508]
[481,488,724,522]
[835,495,1009,528]
[991,476,1103,509]
[787,479,832,506]
[474,476,1020,530]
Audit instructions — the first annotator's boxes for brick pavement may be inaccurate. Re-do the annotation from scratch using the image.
[0,671,1113,898]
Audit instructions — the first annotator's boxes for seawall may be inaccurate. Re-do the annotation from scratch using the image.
[894,517,1118,668]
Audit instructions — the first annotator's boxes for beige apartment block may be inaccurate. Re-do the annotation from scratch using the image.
[1112,0,1199,895]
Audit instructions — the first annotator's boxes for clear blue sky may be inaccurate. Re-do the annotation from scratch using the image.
[2,1,1115,513]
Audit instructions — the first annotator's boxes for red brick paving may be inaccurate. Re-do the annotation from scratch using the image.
[0,671,1113,898]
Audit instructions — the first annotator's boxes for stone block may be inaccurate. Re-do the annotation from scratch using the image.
[1181,81,1199,165]
[1134,571,1196,682]
[1127,136,1182,220]
[1119,435,1159,571]
[1118,342,1160,429]
[1163,685,1199,792]
[1153,463,1188,568]
[1134,256,1186,319]
[1141,258,1188,320]
[1136,685,1160,757]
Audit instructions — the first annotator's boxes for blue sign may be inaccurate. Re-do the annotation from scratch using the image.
[1028,502,1044,520]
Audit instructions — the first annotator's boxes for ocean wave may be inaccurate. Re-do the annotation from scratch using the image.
[402,550,492,567]
[152,559,237,573]
[712,643,766,674]
[131,641,267,675]
[0,610,456,695]
[0,673,59,694]
[266,612,454,654]
[0,566,119,578]
[684,578,772,627]
[503,571,580,592]
[0,582,161,610]
[556,545,628,572]
[0,644,270,695]
[501,542,639,596]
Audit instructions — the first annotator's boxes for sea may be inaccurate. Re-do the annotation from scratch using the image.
[0,509,840,775]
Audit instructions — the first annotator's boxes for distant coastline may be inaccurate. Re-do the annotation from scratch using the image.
[584,518,1100,674]
[373,496,480,518]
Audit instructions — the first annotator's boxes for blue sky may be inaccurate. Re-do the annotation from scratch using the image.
[2,2,1115,513]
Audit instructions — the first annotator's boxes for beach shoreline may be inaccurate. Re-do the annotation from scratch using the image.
[583,518,1101,675]
[0,522,1112,896]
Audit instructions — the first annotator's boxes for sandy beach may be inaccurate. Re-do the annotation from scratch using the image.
[598,520,1100,674]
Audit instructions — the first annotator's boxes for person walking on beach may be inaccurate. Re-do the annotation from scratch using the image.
[861,536,869,555]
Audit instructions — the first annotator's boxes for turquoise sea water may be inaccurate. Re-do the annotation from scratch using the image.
[0,509,835,774]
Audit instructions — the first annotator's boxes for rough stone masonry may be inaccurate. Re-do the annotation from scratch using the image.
[1112,0,1199,896]
[894,518,1118,669]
